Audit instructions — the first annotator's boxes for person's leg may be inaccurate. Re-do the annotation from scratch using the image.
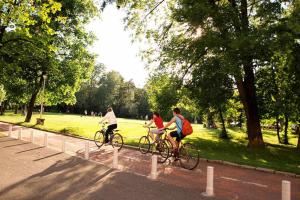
[168,131,179,151]
[149,130,155,142]
[105,124,116,143]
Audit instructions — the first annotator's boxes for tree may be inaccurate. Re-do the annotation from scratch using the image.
[187,58,233,138]
[0,0,62,48]
[119,0,299,147]
[0,0,98,122]
[145,74,181,119]
[0,84,6,115]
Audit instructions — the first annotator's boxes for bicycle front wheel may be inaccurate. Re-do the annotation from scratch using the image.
[139,136,150,154]
[156,140,170,163]
[111,133,124,151]
[94,131,105,148]
[179,143,200,170]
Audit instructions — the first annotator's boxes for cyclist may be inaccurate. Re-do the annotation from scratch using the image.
[144,112,164,143]
[162,107,185,155]
[99,107,117,144]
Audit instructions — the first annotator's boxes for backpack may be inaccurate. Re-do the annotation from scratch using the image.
[177,116,193,136]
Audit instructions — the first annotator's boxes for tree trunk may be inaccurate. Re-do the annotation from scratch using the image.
[297,126,300,149]
[275,115,281,143]
[236,76,264,148]
[0,100,5,115]
[283,114,289,145]
[234,0,264,148]
[25,73,45,122]
[238,111,243,128]
[206,111,214,128]
[219,108,228,139]
[14,106,18,114]
[25,90,39,122]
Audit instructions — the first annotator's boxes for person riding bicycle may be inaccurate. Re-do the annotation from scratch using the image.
[143,112,164,143]
[162,107,185,155]
[99,107,117,144]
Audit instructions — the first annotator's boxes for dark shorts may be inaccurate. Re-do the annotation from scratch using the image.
[170,131,185,142]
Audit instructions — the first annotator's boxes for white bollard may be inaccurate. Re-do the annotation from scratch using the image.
[61,137,66,153]
[202,166,214,197]
[84,141,89,160]
[282,180,291,200]
[44,133,48,147]
[18,128,22,140]
[8,125,12,137]
[150,155,158,179]
[113,147,119,169]
[30,130,34,143]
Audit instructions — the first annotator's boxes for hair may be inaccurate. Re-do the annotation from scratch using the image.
[107,107,113,112]
[153,112,160,117]
[173,107,181,114]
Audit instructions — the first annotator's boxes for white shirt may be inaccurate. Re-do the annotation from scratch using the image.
[102,111,117,125]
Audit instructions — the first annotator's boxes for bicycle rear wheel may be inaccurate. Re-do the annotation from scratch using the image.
[111,133,124,151]
[94,131,104,148]
[156,140,170,163]
[179,143,200,170]
[139,136,150,154]
[164,139,174,157]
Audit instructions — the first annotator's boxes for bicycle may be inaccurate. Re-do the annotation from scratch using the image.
[164,129,200,170]
[138,126,170,163]
[94,122,124,151]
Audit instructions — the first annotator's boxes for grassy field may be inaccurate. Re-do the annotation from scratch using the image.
[0,112,299,174]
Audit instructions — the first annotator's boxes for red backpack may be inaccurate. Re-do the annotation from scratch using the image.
[177,116,193,136]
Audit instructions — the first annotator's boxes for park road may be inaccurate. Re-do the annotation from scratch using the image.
[0,122,300,200]
[0,135,221,200]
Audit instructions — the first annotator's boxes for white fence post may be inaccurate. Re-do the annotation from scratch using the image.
[30,130,34,143]
[113,147,119,169]
[202,166,214,197]
[8,125,12,137]
[282,180,291,200]
[150,155,158,179]
[18,128,22,140]
[44,133,48,147]
[84,141,89,160]
[61,136,66,153]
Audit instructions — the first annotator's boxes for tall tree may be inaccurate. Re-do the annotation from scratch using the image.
[119,0,298,147]
[0,0,98,122]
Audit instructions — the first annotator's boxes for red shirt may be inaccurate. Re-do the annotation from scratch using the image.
[153,116,164,129]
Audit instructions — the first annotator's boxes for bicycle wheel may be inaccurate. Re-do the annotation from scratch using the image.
[179,143,200,170]
[94,131,105,148]
[139,136,150,154]
[164,139,174,156]
[111,133,124,151]
[156,140,170,163]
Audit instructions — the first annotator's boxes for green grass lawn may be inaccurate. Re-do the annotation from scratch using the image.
[1,112,299,174]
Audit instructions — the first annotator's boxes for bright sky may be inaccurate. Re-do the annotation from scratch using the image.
[86,4,148,88]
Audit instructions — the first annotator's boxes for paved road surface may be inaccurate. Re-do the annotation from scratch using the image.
[0,122,299,200]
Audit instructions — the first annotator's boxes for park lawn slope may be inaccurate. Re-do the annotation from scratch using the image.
[0,112,299,174]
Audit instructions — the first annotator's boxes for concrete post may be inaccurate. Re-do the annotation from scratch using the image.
[61,136,66,153]
[18,128,22,140]
[84,141,89,160]
[30,130,34,143]
[282,180,291,200]
[150,155,158,179]
[202,166,214,197]
[44,133,48,147]
[9,125,12,137]
[113,147,118,169]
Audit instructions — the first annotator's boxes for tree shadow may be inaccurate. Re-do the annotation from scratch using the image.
[0,156,115,200]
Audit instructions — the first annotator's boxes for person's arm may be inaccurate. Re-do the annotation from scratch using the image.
[99,113,108,124]
[162,117,176,129]
[144,119,154,127]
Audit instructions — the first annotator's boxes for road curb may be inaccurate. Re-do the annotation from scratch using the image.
[0,121,299,179]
